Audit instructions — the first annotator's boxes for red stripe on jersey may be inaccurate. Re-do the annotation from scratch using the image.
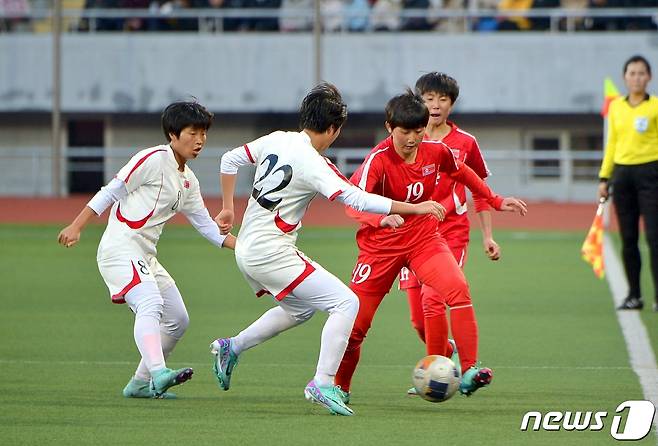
[116,205,155,229]
[275,253,316,301]
[244,144,255,163]
[324,158,351,184]
[256,289,271,298]
[110,261,141,304]
[122,149,166,183]
[274,211,299,233]
[115,178,163,229]
[328,190,343,201]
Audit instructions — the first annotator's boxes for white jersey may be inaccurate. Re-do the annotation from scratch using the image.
[225,131,353,262]
[97,145,208,260]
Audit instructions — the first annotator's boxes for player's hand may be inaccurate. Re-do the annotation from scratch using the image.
[57,225,81,248]
[483,237,500,261]
[597,181,609,201]
[415,201,446,221]
[381,214,404,229]
[500,197,527,216]
[215,209,234,235]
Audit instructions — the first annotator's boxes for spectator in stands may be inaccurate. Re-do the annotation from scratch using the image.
[530,0,559,31]
[344,0,370,31]
[157,0,202,31]
[496,0,533,30]
[247,0,281,31]
[622,0,657,31]
[370,0,401,31]
[585,0,623,31]
[321,0,343,32]
[279,0,313,32]
[83,0,124,31]
[121,0,152,32]
[400,0,433,31]
[0,0,31,32]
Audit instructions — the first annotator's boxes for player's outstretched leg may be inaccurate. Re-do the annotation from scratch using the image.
[123,377,177,399]
[149,367,194,397]
[210,338,240,391]
[459,366,493,396]
[304,379,354,416]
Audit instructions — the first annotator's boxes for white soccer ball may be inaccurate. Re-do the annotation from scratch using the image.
[412,355,460,403]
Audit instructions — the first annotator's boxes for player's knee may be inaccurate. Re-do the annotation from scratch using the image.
[163,311,189,339]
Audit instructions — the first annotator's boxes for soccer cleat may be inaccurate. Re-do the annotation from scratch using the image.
[407,386,418,396]
[459,366,493,396]
[617,296,643,310]
[210,338,239,391]
[335,386,350,405]
[304,380,354,416]
[122,377,176,399]
[150,367,194,397]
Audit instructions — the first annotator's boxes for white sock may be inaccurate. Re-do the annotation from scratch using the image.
[314,311,354,387]
[134,315,166,373]
[134,333,180,381]
[232,306,299,355]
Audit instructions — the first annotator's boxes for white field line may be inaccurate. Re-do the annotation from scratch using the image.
[603,233,658,441]
[0,358,639,370]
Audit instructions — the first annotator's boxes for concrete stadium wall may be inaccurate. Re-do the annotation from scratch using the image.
[1,33,657,113]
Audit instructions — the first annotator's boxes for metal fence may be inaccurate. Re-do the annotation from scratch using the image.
[0,146,603,201]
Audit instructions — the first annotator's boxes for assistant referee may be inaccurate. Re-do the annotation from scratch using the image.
[599,55,658,311]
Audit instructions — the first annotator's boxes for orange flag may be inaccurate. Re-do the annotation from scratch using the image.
[601,77,620,117]
[581,200,606,279]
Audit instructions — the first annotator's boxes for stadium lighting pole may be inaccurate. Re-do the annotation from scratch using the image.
[313,0,321,85]
[52,0,63,197]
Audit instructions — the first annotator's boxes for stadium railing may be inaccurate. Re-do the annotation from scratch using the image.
[0,7,656,33]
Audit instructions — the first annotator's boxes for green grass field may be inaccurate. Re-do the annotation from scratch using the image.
[0,225,655,445]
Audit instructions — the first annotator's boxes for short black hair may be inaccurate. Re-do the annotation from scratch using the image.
[623,55,652,76]
[299,82,348,133]
[415,72,460,104]
[385,89,429,130]
[161,101,214,142]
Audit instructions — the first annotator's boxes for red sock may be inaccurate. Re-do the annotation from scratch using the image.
[406,287,425,343]
[445,338,454,358]
[335,344,360,393]
[450,306,478,372]
[424,315,449,356]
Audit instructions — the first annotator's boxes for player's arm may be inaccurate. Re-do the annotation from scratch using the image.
[336,185,444,220]
[57,177,128,248]
[598,106,617,201]
[216,145,254,234]
[184,208,235,250]
[448,160,527,216]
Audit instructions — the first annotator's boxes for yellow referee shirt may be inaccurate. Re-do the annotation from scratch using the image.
[599,94,658,180]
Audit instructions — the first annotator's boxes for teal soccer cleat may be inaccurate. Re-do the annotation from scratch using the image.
[459,366,493,396]
[335,386,350,405]
[123,377,177,399]
[210,338,239,391]
[149,367,194,397]
[304,380,354,416]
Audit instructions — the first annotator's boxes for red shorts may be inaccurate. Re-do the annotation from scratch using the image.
[350,235,451,296]
[399,238,468,290]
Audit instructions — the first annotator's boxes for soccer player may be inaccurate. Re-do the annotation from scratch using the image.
[58,101,235,399]
[334,90,527,401]
[400,72,501,394]
[209,83,445,417]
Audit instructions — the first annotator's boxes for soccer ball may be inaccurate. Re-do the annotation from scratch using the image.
[412,355,460,403]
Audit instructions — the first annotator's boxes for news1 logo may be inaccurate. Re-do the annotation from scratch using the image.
[520,400,656,440]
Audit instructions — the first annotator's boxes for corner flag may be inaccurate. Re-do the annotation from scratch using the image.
[581,199,606,279]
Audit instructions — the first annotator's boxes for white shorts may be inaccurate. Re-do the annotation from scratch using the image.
[97,254,175,304]
[236,248,315,301]
[237,248,357,321]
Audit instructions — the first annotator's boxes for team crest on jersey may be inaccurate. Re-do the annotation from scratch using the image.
[422,164,436,176]
[183,180,190,189]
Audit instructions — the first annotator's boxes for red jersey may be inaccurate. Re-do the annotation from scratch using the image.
[348,136,501,258]
[431,122,491,239]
